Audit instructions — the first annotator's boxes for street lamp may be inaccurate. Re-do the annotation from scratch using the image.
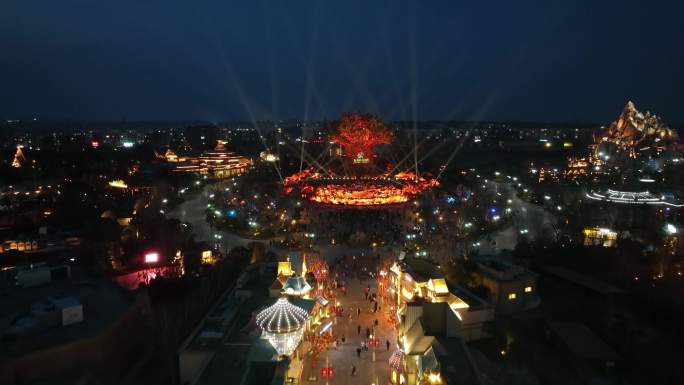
[665,223,678,235]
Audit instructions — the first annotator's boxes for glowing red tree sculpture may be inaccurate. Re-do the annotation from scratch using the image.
[284,113,438,206]
[332,113,391,162]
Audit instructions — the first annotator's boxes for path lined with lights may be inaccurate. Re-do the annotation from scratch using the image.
[303,268,396,385]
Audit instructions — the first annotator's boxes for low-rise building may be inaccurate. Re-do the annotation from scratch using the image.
[472,256,540,315]
[582,227,618,247]
[547,322,620,380]
[0,236,42,253]
[15,263,71,288]
[0,275,151,385]
[389,258,493,342]
[390,298,484,385]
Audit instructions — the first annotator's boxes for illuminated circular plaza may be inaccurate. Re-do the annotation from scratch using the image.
[284,113,438,207]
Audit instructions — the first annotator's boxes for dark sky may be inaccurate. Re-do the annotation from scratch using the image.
[1,0,683,123]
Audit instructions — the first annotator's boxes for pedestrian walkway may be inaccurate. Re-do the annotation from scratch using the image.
[303,273,395,385]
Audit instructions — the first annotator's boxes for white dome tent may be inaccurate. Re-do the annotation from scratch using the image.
[256,297,309,356]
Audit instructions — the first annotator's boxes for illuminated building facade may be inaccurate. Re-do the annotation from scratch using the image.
[170,141,251,178]
[392,309,441,385]
[0,238,41,253]
[11,145,26,168]
[582,227,618,247]
[389,259,493,341]
[563,157,597,180]
[387,270,487,385]
[389,262,469,315]
[200,250,217,265]
[270,255,330,323]
[586,189,684,207]
[594,101,682,162]
[259,151,279,162]
[163,148,181,162]
[271,253,326,298]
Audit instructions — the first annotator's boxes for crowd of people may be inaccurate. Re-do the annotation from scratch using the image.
[311,254,396,379]
[308,208,409,246]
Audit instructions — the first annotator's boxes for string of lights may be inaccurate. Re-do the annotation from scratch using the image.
[256,297,309,356]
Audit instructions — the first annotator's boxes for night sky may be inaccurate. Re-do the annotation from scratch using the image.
[1,0,683,123]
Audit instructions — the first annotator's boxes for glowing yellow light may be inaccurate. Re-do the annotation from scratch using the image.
[428,373,442,384]
[277,261,294,276]
[108,179,128,189]
[201,250,215,264]
[401,288,414,299]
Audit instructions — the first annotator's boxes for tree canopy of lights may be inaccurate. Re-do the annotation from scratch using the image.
[332,113,391,161]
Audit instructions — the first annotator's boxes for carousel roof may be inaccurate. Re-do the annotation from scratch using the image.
[256,297,309,333]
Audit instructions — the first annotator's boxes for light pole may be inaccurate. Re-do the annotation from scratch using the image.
[325,357,330,385]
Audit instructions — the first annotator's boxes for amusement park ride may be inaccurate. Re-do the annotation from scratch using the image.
[284,113,439,206]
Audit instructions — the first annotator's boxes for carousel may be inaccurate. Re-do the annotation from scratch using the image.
[256,297,309,356]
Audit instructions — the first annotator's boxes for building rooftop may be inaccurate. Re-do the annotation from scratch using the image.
[0,275,131,357]
[281,276,311,296]
[433,336,483,385]
[549,322,620,362]
[397,257,490,310]
[181,267,283,385]
[446,282,490,310]
[402,257,445,282]
[473,255,536,282]
[541,265,622,295]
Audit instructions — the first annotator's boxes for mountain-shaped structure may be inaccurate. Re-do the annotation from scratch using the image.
[11,145,26,168]
[595,101,681,160]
